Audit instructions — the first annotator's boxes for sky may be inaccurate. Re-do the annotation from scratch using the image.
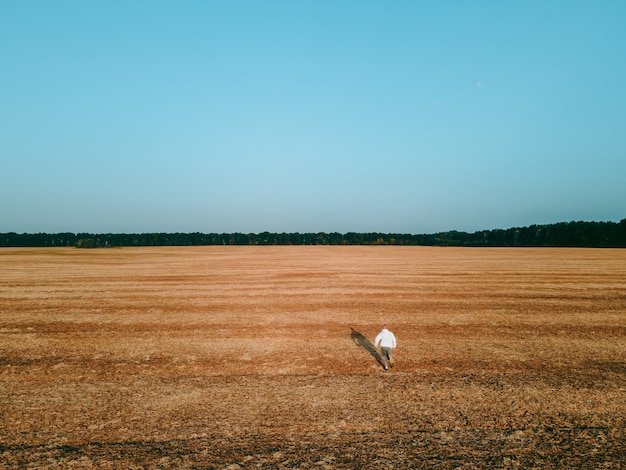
[1,1,625,234]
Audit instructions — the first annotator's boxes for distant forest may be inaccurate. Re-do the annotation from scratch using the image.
[2,219,625,248]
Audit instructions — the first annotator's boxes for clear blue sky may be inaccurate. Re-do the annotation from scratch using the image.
[2,1,625,234]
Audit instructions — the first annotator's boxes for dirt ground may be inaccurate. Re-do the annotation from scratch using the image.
[1,246,625,469]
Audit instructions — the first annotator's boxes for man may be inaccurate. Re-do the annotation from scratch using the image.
[374,325,397,370]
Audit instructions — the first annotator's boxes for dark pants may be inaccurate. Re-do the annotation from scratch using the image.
[381,347,393,368]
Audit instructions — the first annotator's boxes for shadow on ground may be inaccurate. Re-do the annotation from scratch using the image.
[351,328,382,367]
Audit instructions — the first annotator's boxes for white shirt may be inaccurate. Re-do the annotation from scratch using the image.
[374,328,397,349]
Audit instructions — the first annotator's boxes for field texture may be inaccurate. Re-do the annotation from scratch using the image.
[1,246,625,469]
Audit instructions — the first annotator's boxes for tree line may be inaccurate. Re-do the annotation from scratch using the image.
[1,219,625,248]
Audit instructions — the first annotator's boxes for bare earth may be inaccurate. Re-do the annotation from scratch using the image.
[1,246,625,469]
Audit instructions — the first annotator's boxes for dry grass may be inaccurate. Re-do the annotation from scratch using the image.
[1,246,625,468]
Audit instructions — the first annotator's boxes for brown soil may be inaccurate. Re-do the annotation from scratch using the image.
[1,246,625,468]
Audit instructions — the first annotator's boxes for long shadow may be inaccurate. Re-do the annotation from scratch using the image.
[350,328,382,366]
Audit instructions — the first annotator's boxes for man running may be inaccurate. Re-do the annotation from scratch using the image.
[374,325,397,370]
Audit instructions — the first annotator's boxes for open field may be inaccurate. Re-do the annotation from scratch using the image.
[1,246,625,468]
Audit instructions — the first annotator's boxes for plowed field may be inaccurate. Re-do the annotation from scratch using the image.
[1,246,625,468]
